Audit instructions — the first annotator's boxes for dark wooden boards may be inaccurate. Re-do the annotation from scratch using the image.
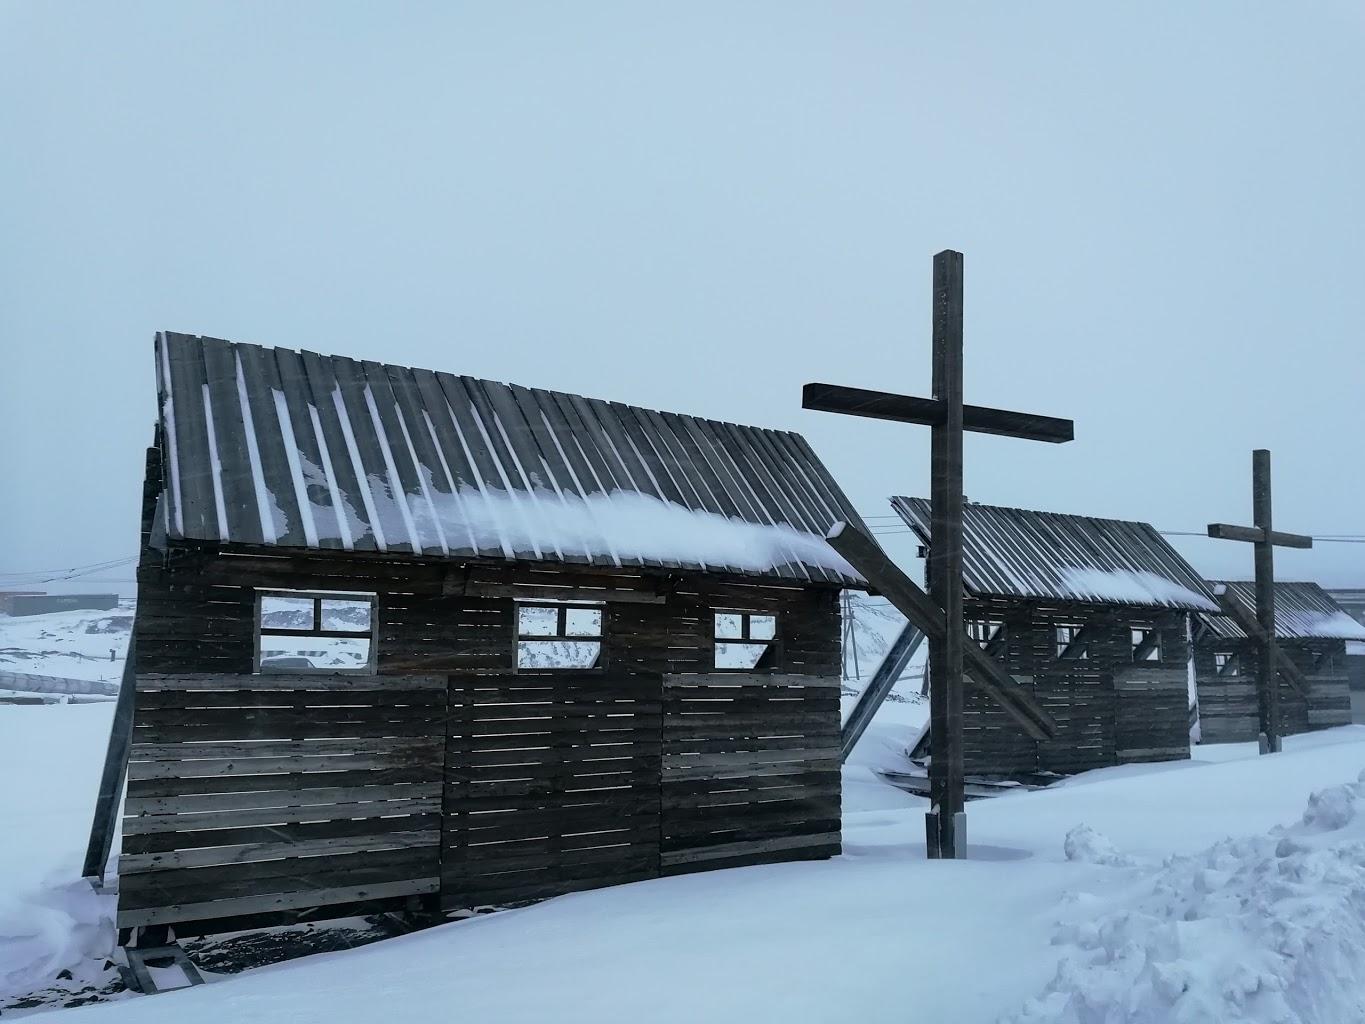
[122,537,846,931]
[935,601,1194,777]
[440,672,663,910]
[118,672,445,929]
[1193,637,1352,743]
[660,672,840,872]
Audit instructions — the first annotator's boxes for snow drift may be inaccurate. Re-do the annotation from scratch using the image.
[1009,773,1365,1024]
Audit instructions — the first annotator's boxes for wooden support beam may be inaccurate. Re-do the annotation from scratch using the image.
[826,522,1056,741]
[802,383,1074,443]
[83,636,137,883]
[840,622,926,763]
[1214,590,1310,697]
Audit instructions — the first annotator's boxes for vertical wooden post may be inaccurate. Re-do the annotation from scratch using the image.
[926,249,966,858]
[1252,449,1280,753]
[83,636,136,883]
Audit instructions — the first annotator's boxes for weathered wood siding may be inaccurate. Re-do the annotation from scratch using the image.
[118,672,446,929]
[1193,637,1352,743]
[959,599,1191,776]
[126,541,840,930]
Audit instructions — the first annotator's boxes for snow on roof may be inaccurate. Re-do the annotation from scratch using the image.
[152,332,866,585]
[1199,581,1365,642]
[891,497,1218,612]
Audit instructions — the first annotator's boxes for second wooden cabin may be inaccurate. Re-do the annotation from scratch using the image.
[1192,581,1365,743]
[894,497,1217,777]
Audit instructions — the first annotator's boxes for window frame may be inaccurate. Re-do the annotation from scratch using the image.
[254,588,378,675]
[712,609,781,673]
[1131,626,1163,663]
[514,600,608,673]
[1054,623,1088,660]
[1213,649,1241,676]
[966,619,1004,650]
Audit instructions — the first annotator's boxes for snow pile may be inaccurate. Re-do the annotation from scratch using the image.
[1298,610,1365,642]
[361,477,861,579]
[0,879,114,1000]
[1058,567,1217,612]
[1062,825,1134,868]
[0,703,119,1003]
[1009,773,1365,1024]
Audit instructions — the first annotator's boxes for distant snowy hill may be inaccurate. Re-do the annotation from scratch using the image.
[0,604,133,685]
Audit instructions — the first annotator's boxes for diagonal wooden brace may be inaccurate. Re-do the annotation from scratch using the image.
[1214,591,1310,696]
[827,522,1057,740]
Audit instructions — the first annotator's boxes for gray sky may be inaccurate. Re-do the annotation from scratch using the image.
[3,2,1363,596]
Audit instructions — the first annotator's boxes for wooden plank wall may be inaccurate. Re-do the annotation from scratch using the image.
[960,599,1191,776]
[441,672,663,910]
[1193,637,1351,742]
[118,672,446,929]
[659,583,841,873]
[127,543,842,928]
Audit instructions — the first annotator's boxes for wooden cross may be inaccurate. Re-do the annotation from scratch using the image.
[803,249,1073,859]
[1206,449,1312,753]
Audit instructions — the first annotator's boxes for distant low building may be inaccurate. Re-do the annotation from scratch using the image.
[1192,582,1365,742]
[0,592,119,616]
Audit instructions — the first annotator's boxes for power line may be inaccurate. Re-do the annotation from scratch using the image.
[0,556,138,589]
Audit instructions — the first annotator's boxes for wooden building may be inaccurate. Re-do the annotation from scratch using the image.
[1192,581,1365,743]
[894,498,1217,777]
[115,330,864,936]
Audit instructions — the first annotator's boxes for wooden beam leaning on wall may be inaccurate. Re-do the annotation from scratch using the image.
[1213,588,1311,697]
[825,522,1056,741]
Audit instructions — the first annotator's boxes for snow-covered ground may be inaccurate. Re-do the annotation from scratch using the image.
[0,606,133,685]
[5,693,1365,1022]
[5,602,1365,1022]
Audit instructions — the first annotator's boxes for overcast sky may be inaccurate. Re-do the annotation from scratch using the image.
[2,2,1362,596]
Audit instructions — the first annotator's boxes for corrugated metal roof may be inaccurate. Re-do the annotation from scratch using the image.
[891,497,1218,612]
[1200,581,1365,641]
[153,332,865,584]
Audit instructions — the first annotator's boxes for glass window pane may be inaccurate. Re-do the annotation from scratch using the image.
[260,635,370,671]
[321,598,371,632]
[260,595,314,630]
[518,640,601,670]
[715,613,743,639]
[716,641,770,670]
[565,606,603,637]
[749,615,776,641]
[518,605,559,636]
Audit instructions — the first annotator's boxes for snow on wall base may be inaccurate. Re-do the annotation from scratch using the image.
[0,879,115,1001]
[1008,776,1365,1024]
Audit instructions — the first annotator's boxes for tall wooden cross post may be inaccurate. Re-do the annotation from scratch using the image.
[803,249,1074,858]
[1206,449,1312,753]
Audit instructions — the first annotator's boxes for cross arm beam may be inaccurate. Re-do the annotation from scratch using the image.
[826,522,1057,740]
[802,383,1074,444]
[1206,523,1313,549]
[1214,589,1310,696]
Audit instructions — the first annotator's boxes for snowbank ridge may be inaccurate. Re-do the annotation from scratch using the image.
[1008,773,1365,1024]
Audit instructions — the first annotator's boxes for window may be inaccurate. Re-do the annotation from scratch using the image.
[1055,624,1087,660]
[1214,650,1240,676]
[967,620,1004,649]
[517,602,604,670]
[256,590,375,672]
[714,611,778,671]
[1131,627,1162,662]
